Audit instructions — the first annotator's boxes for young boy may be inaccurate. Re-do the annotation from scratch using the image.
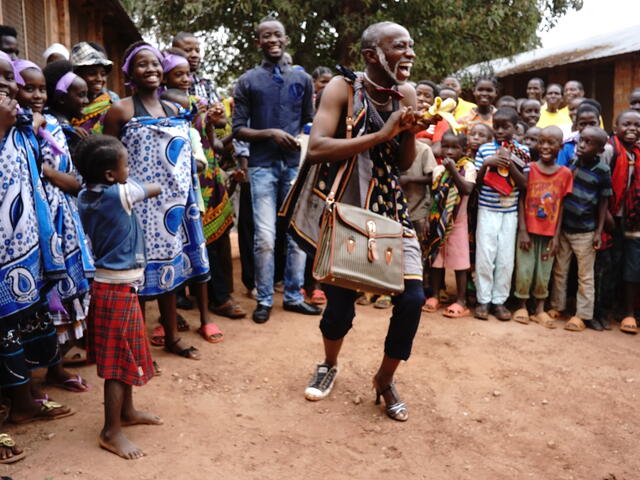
[512,126,573,327]
[556,104,600,166]
[523,126,541,161]
[519,99,541,128]
[629,88,640,113]
[474,107,529,320]
[605,110,640,334]
[549,126,611,331]
[75,135,162,460]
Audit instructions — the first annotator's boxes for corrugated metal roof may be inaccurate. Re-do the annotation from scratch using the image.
[463,24,640,77]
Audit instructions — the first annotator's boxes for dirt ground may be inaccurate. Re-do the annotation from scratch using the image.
[4,238,640,479]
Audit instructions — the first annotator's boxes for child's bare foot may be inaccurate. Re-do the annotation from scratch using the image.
[121,409,163,426]
[99,430,145,460]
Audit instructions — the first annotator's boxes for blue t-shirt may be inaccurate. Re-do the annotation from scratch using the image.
[232,60,314,168]
[77,179,149,272]
[557,135,578,167]
[475,140,530,213]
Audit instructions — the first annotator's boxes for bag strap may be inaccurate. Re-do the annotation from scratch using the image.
[326,77,355,206]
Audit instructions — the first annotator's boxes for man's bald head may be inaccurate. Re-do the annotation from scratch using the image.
[360,21,404,51]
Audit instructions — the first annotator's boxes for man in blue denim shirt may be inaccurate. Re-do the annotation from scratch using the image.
[233,17,321,323]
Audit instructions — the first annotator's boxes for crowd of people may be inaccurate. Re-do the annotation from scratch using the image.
[0,16,638,466]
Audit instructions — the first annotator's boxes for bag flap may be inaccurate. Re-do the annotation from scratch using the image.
[334,203,403,238]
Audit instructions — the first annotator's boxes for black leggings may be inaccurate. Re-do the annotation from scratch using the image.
[319,279,424,361]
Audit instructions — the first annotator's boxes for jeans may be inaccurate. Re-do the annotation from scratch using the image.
[249,161,306,306]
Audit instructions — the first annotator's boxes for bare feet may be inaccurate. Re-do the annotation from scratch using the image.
[99,430,145,460]
[121,409,163,427]
[0,434,25,464]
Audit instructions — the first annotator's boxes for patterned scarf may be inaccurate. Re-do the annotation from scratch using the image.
[71,92,112,133]
[424,157,474,267]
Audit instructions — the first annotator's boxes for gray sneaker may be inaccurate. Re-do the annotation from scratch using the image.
[304,363,338,401]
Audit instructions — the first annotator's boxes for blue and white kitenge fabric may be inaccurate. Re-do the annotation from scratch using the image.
[120,112,210,298]
[0,119,65,321]
[0,120,63,387]
[41,114,95,342]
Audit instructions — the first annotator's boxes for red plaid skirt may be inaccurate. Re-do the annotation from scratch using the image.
[87,281,153,386]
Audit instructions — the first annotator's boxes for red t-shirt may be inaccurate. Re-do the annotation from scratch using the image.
[416,119,450,143]
[524,162,573,236]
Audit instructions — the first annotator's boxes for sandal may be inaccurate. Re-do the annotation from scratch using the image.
[150,325,165,347]
[564,316,586,332]
[373,379,408,422]
[512,308,530,324]
[10,399,75,424]
[531,312,557,329]
[177,314,190,332]
[209,299,246,319]
[51,374,90,393]
[356,293,374,306]
[374,295,392,309]
[197,323,224,343]
[438,289,451,304]
[62,345,87,366]
[547,309,562,320]
[0,434,25,464]
[474,303,489,320]
[492,304,511,321]
[442,302,471,318]
[310,289,327,305]
[620,316,638,334]
[164,338,200,360]
[422,297,441,313]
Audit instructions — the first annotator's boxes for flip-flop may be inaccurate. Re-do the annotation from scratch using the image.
[620,316,638,334]
[164,338,200,360]
[512,308,530,324]
[374,295,392,309]
[564,316,585,332]
[52,375,90,393]
[438,289,451,303]
[62,345,87,366]
[547,309,562,320]
[442,302,471,318]
[310,289,327,305]
[197,323,224,343]
[10,400,75,424]
[531,312,557,329]
[422,297,441,313]
[150,325,165,346]
[0,433,25,464]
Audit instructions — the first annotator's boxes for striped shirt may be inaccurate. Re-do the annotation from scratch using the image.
[475,140,530,213]
[562,158,612,233]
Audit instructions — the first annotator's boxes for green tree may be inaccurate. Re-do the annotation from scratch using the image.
[121,0,582,84]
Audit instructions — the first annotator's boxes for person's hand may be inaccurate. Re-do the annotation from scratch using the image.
[379,107,414,141]
[518,229,531,251]
[231,168,246,183]
[42,163,54,179]
[0,96,18,133]
[547,236,559,256]
[73,126,89,139]
[32,111,46,133]
[442,157,456,172]
[593,231,602,250]
[206,103,227,128]
[270,129,300,151]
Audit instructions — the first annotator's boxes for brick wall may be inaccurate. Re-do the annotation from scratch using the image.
[613,53,640,123]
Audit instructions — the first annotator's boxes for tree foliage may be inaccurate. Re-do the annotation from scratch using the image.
[121,0,582,85]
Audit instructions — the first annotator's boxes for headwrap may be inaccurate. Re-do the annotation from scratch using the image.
[55,71,79,94]
[0,51,15,73]
[43,43,70,61]
[13,59,41,86]
[162,53,189,73]
[121,44,163,75]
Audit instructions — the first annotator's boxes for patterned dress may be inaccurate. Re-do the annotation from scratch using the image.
[41,114,95,342]
[119,103,210,298]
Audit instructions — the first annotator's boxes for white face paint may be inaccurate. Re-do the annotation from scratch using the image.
[375,46,412,85]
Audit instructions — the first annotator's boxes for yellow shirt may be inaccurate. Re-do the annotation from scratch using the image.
[537,104,572,128]
[455,97,477,120]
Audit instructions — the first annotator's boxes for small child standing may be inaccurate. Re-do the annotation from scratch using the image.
[523,126,541,161]
[512,126,573,327]
[423,132,477,317]
[474,107,530,320]
[549,126,611,331]
[75,135,162,460]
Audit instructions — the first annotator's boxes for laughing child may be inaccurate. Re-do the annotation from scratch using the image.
[512,126,573,327]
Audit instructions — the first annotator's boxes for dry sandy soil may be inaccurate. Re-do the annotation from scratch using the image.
[3,251,640,479]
